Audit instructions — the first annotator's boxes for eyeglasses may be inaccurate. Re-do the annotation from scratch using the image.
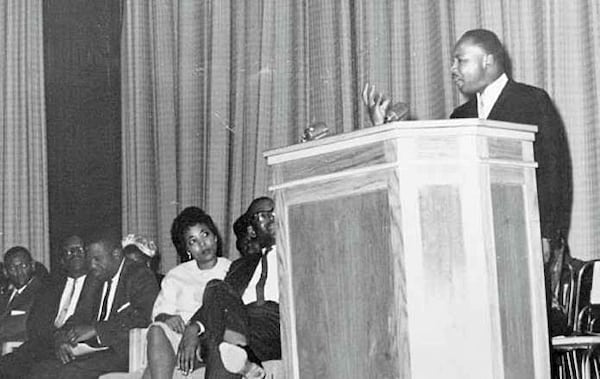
[64,246,85,256]
[251,210,276,222]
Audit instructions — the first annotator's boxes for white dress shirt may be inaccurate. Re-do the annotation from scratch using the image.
[54,274,86,327]
[477,73,508,119]
[7,283,29,305]
[96,259,125,322]
[242,246,279,305]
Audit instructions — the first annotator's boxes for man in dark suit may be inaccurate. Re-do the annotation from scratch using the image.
[449,32,577,375]
[178,197,279,379]
[364,28,572,346]
[0,235,98,378]
[449,28,572,248]
[0,246,46,343]
[363,29,572,253]
[28,233,159,379]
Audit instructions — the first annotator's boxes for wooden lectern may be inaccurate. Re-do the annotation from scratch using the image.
[264,119,550,379]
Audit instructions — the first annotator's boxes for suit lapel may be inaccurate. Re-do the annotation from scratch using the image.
[487,80,514,120]
[49,276,68,318]
[242,254,262,291]
[69,275,101,323]
[463,97,478,117]
[108,259,131,319]
[9,277,39,310]
[0,292,12,316]
[228,253,262,295]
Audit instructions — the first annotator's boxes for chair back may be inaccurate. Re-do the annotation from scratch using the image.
[573,259,600,332]
[552,237,579,334]
[557,261,576,332]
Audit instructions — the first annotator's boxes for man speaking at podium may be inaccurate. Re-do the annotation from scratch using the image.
[363,28,572,256]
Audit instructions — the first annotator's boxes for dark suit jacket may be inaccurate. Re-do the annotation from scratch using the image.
[189,250,268,325]
[0,276,45,342]
[450,79,572,239]
[189,250,281,363]
[69,258,159,358]
[0,272,101,379]
[20,273,100,358]
[222,252,263,296]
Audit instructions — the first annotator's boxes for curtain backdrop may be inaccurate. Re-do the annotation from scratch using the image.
[0,0,49,265]
[122,0,600,271]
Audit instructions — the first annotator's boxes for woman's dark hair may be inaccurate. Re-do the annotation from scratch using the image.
[170,206,223,262]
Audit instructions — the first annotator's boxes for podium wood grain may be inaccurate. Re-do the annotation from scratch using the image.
[266,119,550,379]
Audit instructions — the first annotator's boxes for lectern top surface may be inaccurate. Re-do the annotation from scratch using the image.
[264,118,537,163]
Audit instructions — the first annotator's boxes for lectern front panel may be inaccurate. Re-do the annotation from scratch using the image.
[491,183,534,378]
[287,189,407,379]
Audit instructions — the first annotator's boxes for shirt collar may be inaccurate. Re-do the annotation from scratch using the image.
[109,258,126,283]
[478,73,508,112]
[262,245,275,255]
[15,277,34,294]
[67,273,86,283]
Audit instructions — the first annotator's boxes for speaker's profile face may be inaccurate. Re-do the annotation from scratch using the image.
[451,40,488,95]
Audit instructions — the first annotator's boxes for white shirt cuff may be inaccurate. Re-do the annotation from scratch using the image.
[195,321,205,335]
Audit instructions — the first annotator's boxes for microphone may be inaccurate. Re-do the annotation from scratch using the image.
[384,102,410,123]
[299,121,329,143]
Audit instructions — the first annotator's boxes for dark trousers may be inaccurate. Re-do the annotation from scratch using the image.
[27,348,128,379]
[0,339,54,379]
[200,280,281,379]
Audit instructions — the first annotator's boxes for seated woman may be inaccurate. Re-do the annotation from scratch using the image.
[143,207,231,379]
[122,233,164,283]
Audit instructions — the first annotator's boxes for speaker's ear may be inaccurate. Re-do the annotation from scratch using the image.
[483,53,495,68]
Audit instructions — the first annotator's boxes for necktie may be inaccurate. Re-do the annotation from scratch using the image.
[55,279,76,327]
[477,93,485,119]
[256,250,269,305]
[98,280,112,321]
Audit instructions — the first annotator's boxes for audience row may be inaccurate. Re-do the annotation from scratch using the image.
[0,196,279,379]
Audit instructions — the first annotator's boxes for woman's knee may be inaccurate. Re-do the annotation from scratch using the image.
[147,325,167,345]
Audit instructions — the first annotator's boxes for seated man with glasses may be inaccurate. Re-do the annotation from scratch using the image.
[0,235,99,379]
[0,246,47,344]
[178,197,280,379]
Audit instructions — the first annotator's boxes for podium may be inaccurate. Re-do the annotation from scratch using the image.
[264,119,550,379]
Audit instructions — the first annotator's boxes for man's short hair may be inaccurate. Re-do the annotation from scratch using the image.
[242,197,275,221]
[459,29,507,71]
[233,215,250,239]
[87,231,122,255]
[4,246,32,263]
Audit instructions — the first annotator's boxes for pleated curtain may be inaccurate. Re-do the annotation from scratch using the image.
[0,0,49,265]
[122,0,600,272]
